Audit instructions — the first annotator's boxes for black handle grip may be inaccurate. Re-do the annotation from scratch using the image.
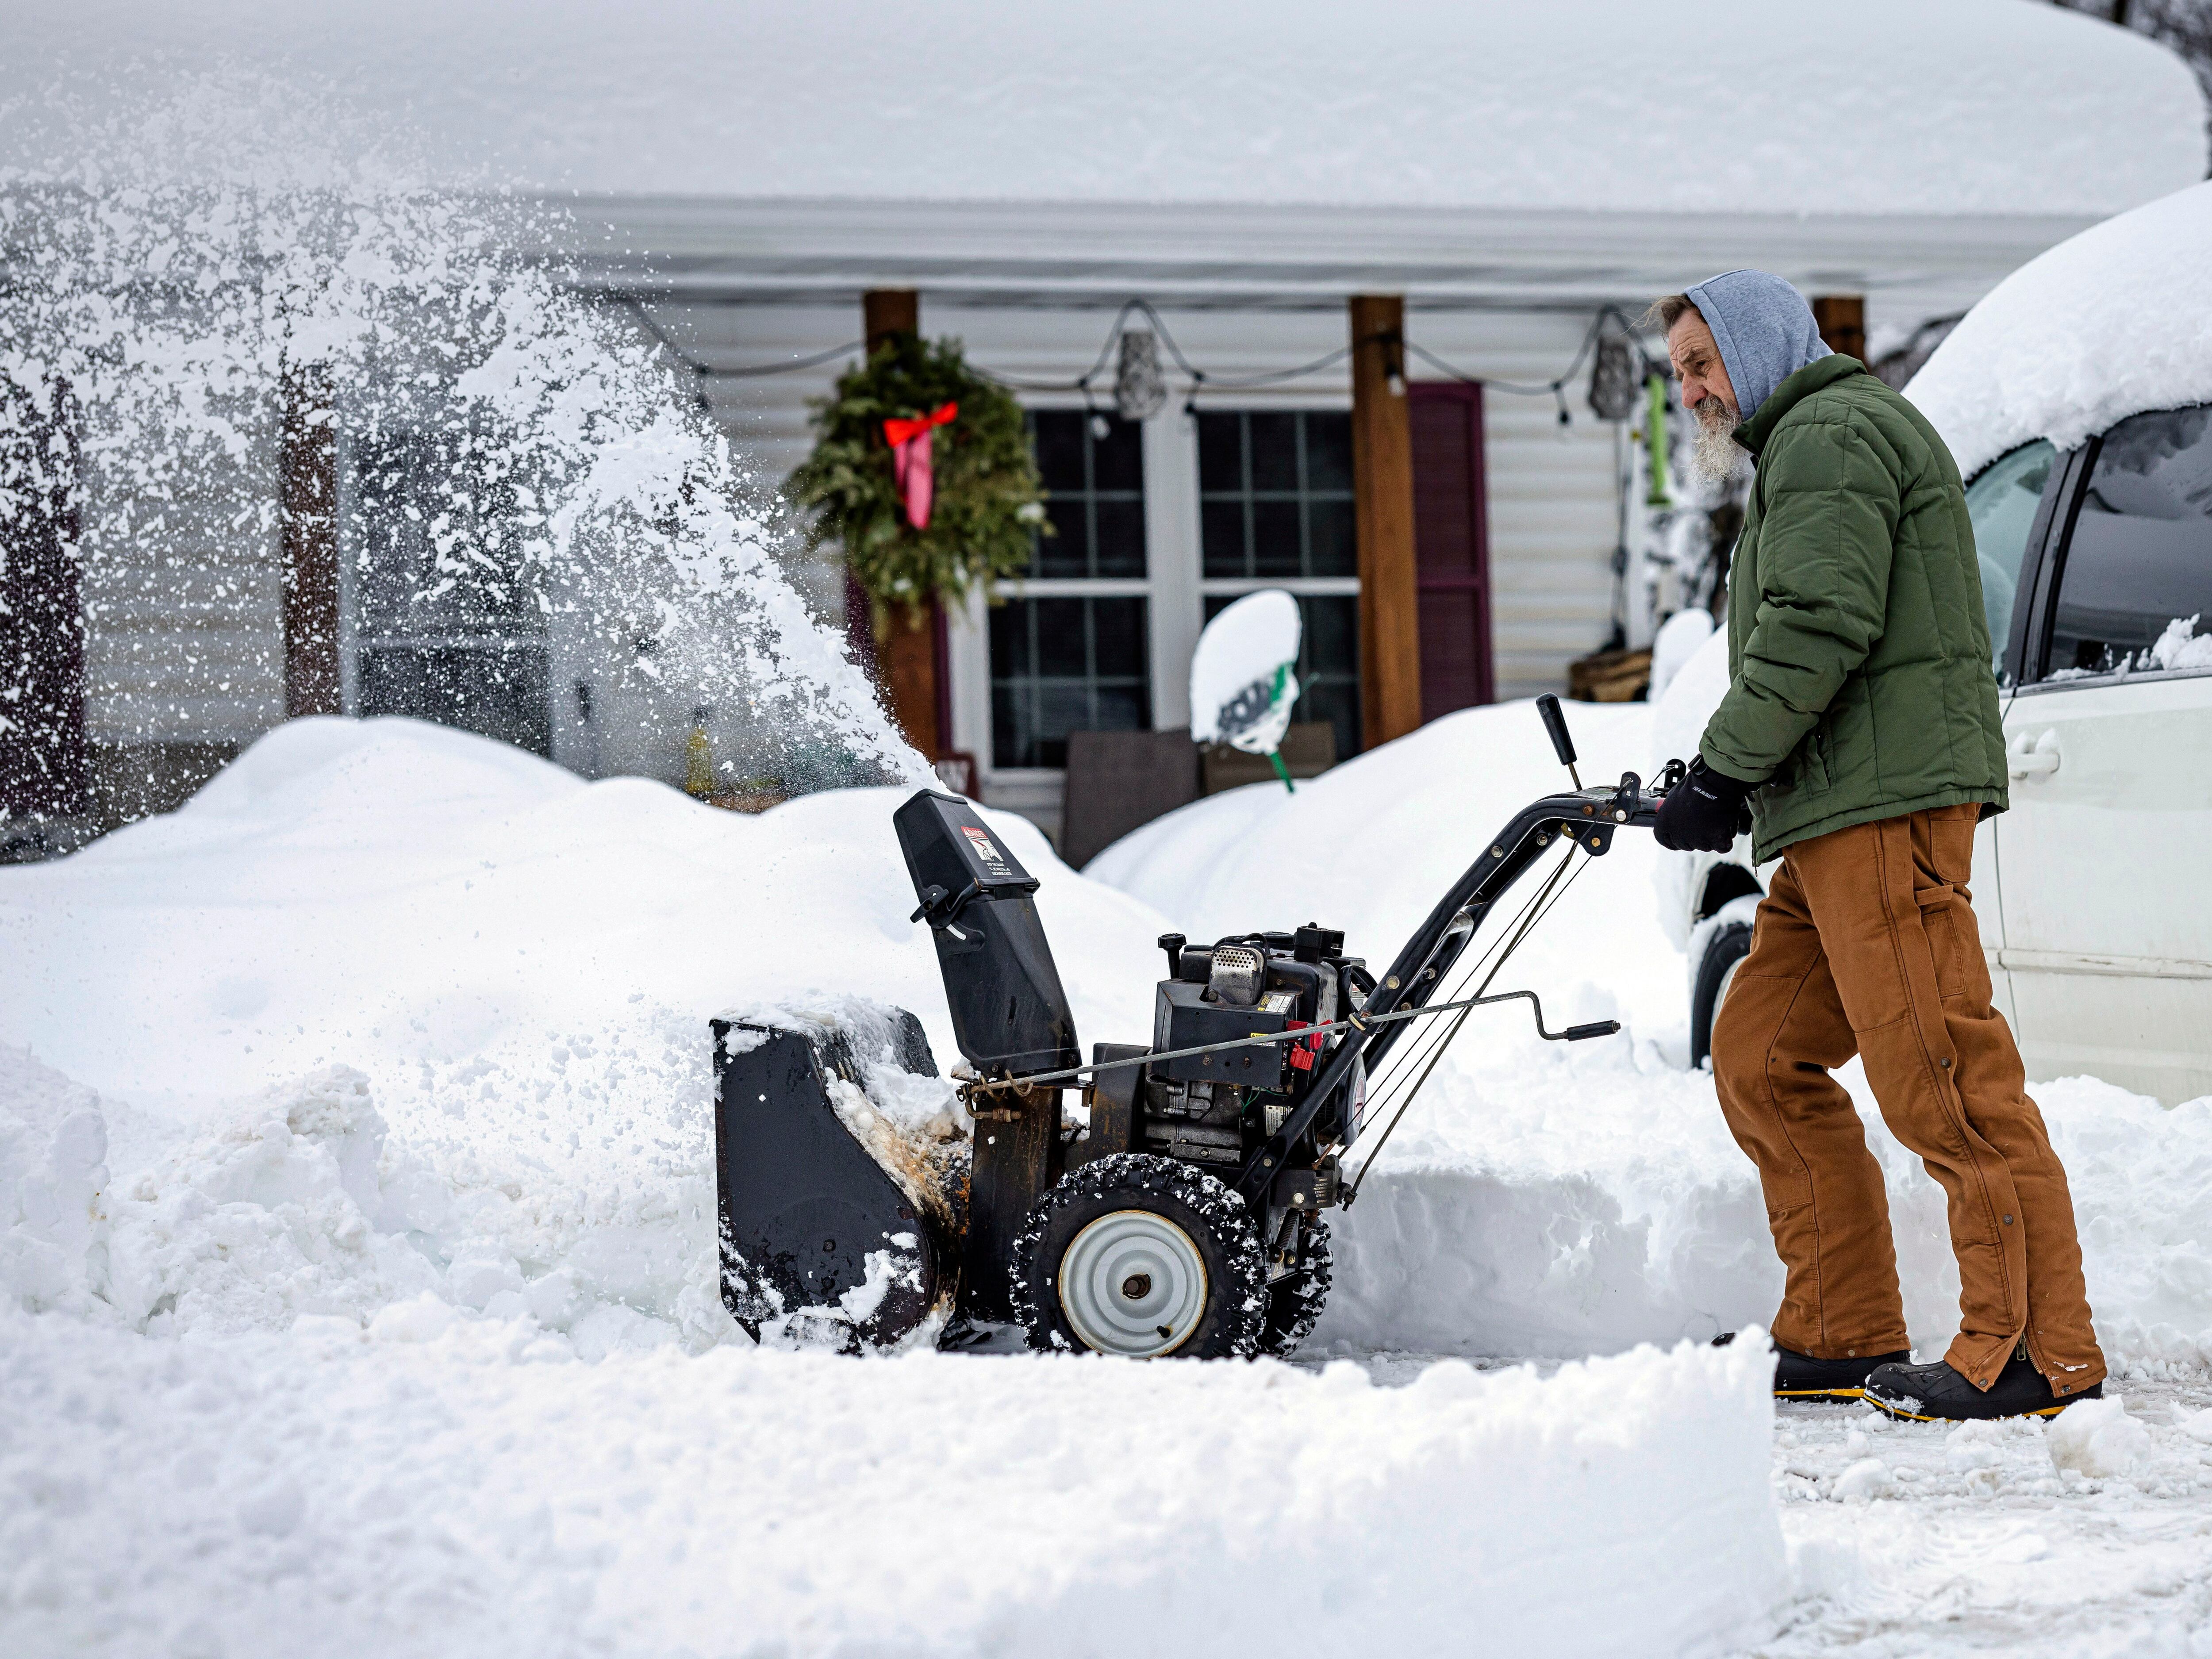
[1535,693,1578,768]
[1563,1020,1621,1042]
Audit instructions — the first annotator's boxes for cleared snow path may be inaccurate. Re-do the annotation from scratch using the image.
[1310,1353,2212,1657]
[1761,1384,2212,1658]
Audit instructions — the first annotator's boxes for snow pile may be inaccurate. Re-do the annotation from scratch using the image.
[1090,697,2212,1375]
[5,0,2201,218]
[2148,613,2212,675]
[1909,180,2212,478]
[0,1304,1786,1658]
[0,715,1161,1353]
[0,1046,109,1318]
[2046,1395,2153,1478]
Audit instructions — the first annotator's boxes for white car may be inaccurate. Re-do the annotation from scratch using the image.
[1656,186,2212,1105]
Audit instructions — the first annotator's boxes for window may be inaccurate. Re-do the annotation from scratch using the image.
[1030,410,1145,577]
[346,428,553,756]
[2043,406,2212,681]
[1963,439,2055,681]
[990,596,1149,770]
[1198,411,1355,578]
[1198,410,1360,757]
[990,412,1151,770]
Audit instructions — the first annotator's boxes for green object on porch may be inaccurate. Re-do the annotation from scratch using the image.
[1268,750,1296,793]
[1644,372,1673,509]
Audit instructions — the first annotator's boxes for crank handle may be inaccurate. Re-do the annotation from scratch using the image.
[1486,988,1622,1043]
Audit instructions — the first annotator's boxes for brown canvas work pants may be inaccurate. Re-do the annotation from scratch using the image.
[1711,803,2105,1397]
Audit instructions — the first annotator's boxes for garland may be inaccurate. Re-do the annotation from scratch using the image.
[786,335,1046,632]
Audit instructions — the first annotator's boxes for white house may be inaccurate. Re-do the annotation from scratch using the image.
[2,0,2203,852]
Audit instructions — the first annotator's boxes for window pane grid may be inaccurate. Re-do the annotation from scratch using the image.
[1027,411,1146,580]
[989,595,1152,770]
[1197,410,1356,580]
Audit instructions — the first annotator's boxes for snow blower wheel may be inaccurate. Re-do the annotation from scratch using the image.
[1012,1154,1268,1359]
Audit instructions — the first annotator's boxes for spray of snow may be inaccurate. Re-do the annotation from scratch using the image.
[0,71,921,812]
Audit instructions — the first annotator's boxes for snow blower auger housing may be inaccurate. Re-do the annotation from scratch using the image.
[714,697,1678,1358]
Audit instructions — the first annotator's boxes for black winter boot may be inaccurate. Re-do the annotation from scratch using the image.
[1713,1333,1910,1402]
[1863,1347,2100,1422]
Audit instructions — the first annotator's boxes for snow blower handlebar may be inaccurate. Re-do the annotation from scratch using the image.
[1230,760,1678,1206]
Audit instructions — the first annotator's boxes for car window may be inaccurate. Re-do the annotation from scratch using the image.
[1964,439,2055,682]
[2041,405,2212,682]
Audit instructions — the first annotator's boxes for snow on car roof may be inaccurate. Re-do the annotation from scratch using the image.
[3,0,2204,218]
[1908,181,2212,479]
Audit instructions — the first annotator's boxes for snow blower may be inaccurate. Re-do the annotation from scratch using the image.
[714,697,1680,1358]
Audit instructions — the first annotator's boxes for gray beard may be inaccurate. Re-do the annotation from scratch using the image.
[1688,399,1748,487]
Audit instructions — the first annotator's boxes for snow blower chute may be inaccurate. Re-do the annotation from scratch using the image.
[715,697,1681,1357]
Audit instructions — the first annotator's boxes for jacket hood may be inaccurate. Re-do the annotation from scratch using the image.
[1686,269,1833,425]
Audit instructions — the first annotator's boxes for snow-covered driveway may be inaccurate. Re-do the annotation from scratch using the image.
[1762,1382,2212,1656]
[7,711,2212,1655]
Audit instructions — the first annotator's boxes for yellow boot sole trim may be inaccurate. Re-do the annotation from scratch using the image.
[1865,1398,2070,1423]
[1774,1387,1866,1401]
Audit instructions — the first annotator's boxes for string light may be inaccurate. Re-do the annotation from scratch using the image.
[623,293,1657,418]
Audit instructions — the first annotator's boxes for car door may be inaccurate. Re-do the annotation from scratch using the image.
[1959,437,2067,1034]
[1995,404,2212,1106]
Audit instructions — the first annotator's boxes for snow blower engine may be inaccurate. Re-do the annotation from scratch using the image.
[714,697,1681,1358]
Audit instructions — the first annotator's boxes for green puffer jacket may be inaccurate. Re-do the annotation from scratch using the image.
[1699,356,2008,863]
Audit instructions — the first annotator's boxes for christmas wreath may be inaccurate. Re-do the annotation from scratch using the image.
[786,334,1046,633]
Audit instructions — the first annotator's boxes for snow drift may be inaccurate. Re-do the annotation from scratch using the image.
[0,715,1161,1351]
[6,697,2210,1655]
[0,1305,1786,1659]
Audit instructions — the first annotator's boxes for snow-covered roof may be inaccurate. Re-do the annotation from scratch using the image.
[5,0,2204,218]
[1908,181,2212,477]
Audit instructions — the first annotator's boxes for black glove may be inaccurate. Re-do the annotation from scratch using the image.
[1653,757,1754,853]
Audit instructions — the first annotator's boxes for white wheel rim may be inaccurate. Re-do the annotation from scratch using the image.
[1057,1208,1209,1358]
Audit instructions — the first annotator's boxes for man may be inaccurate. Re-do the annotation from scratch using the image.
[1650,270,2103,1423]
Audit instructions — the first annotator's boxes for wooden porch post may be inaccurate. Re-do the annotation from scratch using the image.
[858,288,943,759]
[280,364,341,717]
[1349,295,1422,750]
[1811,295,1866,365]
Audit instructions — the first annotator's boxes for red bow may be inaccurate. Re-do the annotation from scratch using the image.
[884,402,957,530]
[883,402,957,449]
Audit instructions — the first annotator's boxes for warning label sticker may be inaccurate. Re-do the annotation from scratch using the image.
[960,823,1014,881]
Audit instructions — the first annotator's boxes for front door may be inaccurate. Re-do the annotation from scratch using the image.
[1997,404,2212,1104]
